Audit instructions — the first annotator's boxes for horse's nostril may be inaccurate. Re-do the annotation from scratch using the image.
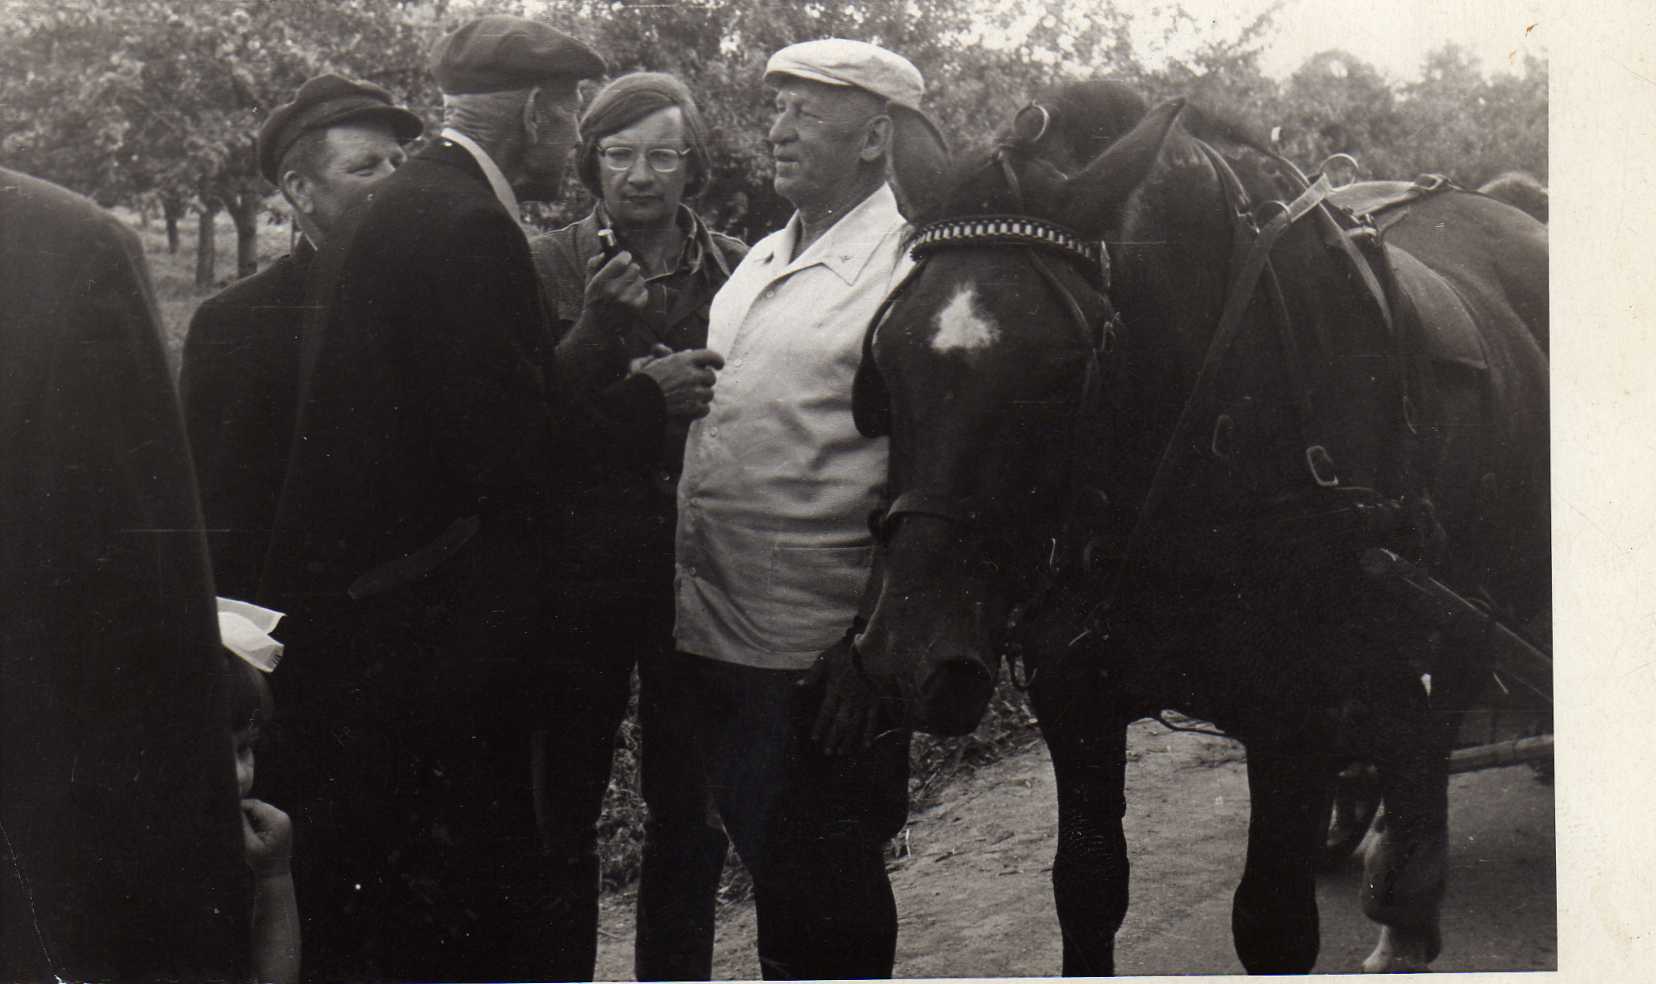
[917,659,996,738]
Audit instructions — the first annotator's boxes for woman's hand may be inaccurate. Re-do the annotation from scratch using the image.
[584,251,648,313]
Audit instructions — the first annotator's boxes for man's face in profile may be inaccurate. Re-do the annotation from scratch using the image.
[517,85,581,202]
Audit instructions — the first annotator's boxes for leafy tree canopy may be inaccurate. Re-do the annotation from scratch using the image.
[0,0,1546,270]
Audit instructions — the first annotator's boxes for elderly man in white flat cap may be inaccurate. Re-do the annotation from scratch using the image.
[670,37,946,979]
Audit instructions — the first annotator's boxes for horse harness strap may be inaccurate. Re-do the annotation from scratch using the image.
[1329,172,1460,232]
[1098,143,1338,612]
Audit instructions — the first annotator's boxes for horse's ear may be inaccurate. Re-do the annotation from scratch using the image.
[1062,97,1186,234]
[888,104,951,222]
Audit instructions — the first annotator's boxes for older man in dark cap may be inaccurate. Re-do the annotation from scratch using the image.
[672,38,947,980]
[259,16,720,980]
[181,74,421,601]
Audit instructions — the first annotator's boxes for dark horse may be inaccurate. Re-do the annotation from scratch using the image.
[848,82,1549,973]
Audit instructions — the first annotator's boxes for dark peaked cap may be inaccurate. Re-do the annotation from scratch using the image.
[430,15,606,95]
[257,74,423,185]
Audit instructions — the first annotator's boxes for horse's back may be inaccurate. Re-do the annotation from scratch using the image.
[1478,172,1549,224]
[1376,196,1550,621]
[1374,190,1548,356]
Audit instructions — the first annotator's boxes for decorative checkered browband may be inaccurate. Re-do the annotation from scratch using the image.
[911,215,1110,289]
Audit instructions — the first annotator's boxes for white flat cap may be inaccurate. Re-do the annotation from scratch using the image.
[765,38,925,109]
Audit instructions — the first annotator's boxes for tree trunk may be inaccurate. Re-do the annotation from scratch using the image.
[230,186,261,279]
[194,202,219,289]
[164,196,184,254]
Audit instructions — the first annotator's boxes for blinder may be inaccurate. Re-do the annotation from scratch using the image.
[850,336,892,437]
[851,266,924,439]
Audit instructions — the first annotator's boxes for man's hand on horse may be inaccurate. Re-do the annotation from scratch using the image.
[806,622,882,756]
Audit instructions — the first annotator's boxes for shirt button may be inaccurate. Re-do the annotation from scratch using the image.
[709,427,719,438]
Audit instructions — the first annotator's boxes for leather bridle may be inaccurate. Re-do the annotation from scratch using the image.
[855,118,1358,676]
[859,149,1118,535]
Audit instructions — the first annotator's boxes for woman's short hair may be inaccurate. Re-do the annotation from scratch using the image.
[576,72,713,198]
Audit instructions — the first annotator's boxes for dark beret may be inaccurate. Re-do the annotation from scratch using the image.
[257,74,423,185]
[429,15,606,95]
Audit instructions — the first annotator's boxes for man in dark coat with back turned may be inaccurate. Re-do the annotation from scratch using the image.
[181,74,422,599]
[2,168,247,981]
[258,16,721,980]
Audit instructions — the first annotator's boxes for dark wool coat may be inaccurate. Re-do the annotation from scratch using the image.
[262,138,665,715]
[180,239,312,600]
[255,137,669,977]
[0,168,248,981]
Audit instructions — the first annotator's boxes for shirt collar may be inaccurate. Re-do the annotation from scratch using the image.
[764,183,902,286]
[594,202,729,282]
[440,127,521,220]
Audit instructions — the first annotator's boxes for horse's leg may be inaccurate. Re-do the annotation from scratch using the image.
[1231,743,1332,974]
[1359,673,1453,972]
[1032,663,1129,976]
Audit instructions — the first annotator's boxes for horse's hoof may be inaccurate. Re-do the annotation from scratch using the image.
[1362,924,1439,973]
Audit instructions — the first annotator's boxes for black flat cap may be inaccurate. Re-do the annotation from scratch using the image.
[257,74,423,185]
[429,15,605,94]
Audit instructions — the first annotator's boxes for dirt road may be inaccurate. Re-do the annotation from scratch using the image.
[594,720,1555,978]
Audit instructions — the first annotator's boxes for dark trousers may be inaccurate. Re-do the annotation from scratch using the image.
[284,722,558,983]
[682,653,912,981]
[267,597,566,983]
[534,602,727,982]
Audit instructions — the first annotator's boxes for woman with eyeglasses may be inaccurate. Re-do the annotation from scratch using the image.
[528,71,744,984]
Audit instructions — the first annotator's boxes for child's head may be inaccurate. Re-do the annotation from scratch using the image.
[227,655,275,797]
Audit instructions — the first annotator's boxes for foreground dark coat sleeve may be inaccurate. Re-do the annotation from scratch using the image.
[0,168,248,981]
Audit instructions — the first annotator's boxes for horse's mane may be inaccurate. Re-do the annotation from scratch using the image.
[1179,104,1280,164]
[1029,80,1279,170]
[1477,171,1548,223]
[910,80,1297,231]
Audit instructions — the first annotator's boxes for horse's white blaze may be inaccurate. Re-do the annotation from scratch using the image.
[930,284,1000,353]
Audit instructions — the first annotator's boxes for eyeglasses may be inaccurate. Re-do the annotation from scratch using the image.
[596,145,692,173]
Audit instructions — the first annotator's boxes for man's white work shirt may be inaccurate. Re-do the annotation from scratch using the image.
[675,183,913,670]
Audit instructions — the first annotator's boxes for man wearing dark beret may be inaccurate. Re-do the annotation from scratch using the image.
[181,74,421,602]
[2,168,247,981]
[258,15,720,980]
